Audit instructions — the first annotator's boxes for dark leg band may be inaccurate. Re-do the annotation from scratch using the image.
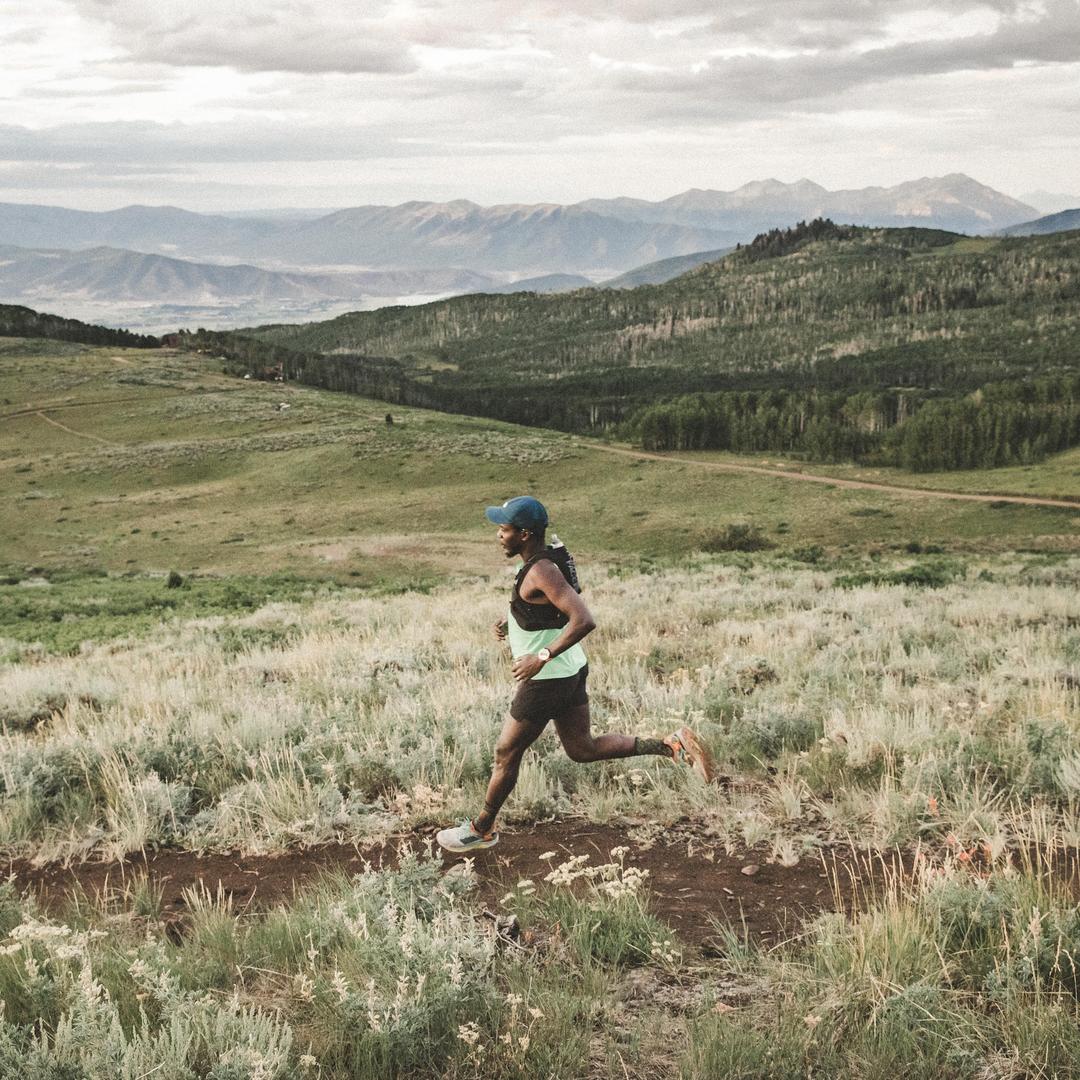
[633,737,673,758]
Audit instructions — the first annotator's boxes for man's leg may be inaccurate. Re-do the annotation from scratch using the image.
[472,713,548,834]
[553,704,674,763]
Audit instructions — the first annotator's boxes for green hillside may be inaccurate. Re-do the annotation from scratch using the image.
[5,337,1080,652]
[228,222,1080,471]
[601,244,734,287]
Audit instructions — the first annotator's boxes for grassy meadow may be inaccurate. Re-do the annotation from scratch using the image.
[2,338,1080,1077]
[673,446,1080,503]
[3,338,1078,632]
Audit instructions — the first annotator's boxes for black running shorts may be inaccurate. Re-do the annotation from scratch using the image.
[510,664,589,725]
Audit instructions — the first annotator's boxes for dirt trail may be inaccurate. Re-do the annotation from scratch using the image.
[33,410,120,446]
[584,442,1080,510]
[5,821,903,949]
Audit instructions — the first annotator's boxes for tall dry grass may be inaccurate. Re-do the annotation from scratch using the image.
[1,554,1078,862]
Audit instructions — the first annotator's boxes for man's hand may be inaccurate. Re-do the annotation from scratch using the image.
[493,618,508,641]
[512,653,545,681]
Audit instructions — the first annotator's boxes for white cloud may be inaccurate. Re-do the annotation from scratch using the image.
[70,0,418,74]
[0,0,1076,208]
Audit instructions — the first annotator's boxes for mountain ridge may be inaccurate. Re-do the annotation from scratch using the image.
[576,173,1034,235]
[0,175,1036,279]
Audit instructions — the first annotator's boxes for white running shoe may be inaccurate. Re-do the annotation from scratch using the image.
[436,819,499,853]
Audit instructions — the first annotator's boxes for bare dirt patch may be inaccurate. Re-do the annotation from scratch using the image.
[4,820,899,951]
[309,542,353,563]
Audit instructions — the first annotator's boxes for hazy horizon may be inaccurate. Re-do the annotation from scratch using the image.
[0,171,1071,218]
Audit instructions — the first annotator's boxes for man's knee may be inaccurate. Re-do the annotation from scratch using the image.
[563,740,596,763]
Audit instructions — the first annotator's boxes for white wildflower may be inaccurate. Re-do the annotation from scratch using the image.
[448,952,463,986]
[294,973,315,1002]
[544,853,592,886]
[458,1021,481,1046]
[128,958,150,980]
[10,920,70,944]
[392,972,409,1013]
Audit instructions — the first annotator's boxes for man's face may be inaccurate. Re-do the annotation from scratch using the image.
[497,523,527,558]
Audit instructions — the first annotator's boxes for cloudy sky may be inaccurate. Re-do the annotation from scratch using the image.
[2,0,1079,211]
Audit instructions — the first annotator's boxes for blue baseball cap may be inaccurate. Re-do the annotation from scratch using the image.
[484,496,549,531]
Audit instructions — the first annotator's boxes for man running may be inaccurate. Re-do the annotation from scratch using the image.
[437,496,714,853]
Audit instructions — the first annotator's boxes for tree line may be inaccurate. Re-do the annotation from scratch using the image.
[0,304,160,349]
[627,374,1080,471]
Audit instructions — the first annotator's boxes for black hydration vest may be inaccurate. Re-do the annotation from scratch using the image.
[510,544,582,631]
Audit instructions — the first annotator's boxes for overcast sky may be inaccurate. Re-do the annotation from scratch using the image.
[2,0,1079,211]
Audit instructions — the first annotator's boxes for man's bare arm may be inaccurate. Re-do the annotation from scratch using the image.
[527,561,595,655]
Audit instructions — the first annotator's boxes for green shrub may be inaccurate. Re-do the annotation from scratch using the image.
[836,559,963,589]
[343,757,402,802]
[699,524,773,553]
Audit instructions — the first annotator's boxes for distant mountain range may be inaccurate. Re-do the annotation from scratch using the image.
[0,175,1062,333]
[0,200,735,277]
[268,201,739,275]
[0,175,1040,280]
[576,174,1035,237]
[0,244,492,304]
[999,208,1080,237]
[0,241,745,310]
[0,203,273,264]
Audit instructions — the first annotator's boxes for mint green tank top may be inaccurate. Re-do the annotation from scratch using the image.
[507,613,587,680]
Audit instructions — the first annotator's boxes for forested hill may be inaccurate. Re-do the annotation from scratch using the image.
[0,304,161,349]
[232,222,1080,470]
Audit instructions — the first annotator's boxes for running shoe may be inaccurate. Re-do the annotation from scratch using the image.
[436,819,499,853]
[664,726,716,783]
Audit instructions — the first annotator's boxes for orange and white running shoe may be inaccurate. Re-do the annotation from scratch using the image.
[663,726,716,783]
